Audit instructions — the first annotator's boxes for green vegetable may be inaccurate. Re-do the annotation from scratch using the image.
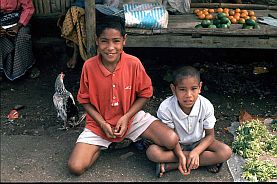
[232,119,277,182]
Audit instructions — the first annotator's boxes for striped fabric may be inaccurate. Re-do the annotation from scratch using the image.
[123,2,168,29]
[0,26,34,81]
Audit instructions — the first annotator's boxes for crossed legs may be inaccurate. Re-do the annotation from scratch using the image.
[146,139,232,176]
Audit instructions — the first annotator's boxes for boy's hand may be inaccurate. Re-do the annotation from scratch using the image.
[178,156,190,176]
[187,150,200,170]
[113,115,129,137]
[100,122,116,139]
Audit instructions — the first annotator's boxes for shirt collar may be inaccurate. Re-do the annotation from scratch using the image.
[174,95,200,119]
[97,51,125,77]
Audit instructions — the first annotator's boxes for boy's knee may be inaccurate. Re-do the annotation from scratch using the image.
[224,144,233,159]
[146,144,160,162]
[164,131,179,150]
[219,144,232,161]
[68,160,85,176]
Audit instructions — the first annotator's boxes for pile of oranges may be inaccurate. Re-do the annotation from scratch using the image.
[193,8,257,24]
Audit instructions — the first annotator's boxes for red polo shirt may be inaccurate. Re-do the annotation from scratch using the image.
[77,51,153,142]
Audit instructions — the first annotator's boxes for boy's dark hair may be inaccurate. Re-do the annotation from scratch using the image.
[172,66,201,85]
[96,15,126,37]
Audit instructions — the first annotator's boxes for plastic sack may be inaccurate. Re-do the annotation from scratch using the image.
[123,2,168,29]
[166,0,190,14]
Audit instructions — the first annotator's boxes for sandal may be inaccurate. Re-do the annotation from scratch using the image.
[156,163,170,178]
[206,162,223,173]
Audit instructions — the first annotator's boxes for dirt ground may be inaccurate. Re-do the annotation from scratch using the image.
[1,46,277,182]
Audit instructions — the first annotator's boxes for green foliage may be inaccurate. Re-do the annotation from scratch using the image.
[232,119,269,158]
[242,159,277,182]
[232,119,277,181]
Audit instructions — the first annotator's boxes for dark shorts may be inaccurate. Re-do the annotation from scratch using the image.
[180,141,201,151]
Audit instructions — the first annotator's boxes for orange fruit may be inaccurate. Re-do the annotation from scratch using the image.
[241,9,248,14]
[248,10,255,16]
[209,9,215,13]
[205,14,213,20]
[228,16,234,20]
[217,8,223,13]
[223,8,229,13]
[203,11,210,15]
[197,11,203,16]
[234,15,240,20]
[250,16,257,20]
[240,13,247,18]
[245,16,250,20]
[194,9,200,14]
[235,8,241,13]
[198,14,206,20]
[231,18,237,24]
[235,12,240,17]
[229,10,235,16]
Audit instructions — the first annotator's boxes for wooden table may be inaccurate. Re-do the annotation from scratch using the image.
[125,9,277,49]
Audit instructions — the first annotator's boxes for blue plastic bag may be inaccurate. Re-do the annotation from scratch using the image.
[123,2,168,29]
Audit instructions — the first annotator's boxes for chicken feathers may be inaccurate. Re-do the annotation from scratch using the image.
[53,72,79,130]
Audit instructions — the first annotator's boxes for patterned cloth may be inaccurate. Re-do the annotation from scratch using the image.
[0,25,34,81]
[58,6,88,61]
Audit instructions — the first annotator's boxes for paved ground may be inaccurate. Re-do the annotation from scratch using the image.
[1,131,233,182]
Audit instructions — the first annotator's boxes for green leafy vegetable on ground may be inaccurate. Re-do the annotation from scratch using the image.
[232,119,277,181]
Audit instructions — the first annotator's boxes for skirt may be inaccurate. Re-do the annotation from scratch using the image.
[0,25,34,81]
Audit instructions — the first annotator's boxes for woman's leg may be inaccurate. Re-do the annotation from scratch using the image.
[68,143,101,175]
[67,43,79,69]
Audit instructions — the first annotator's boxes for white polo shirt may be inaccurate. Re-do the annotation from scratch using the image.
[157,95,216,145]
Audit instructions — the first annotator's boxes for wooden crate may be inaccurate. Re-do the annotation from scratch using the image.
[33,0,75,16]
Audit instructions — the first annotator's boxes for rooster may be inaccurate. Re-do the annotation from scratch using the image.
[53,72,80,130]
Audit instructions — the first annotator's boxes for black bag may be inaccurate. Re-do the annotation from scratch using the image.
[0,9,21,27]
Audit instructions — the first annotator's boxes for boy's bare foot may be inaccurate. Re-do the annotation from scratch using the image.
[156,163,171,178]
[156,163,167,177]
[206,162,223,173]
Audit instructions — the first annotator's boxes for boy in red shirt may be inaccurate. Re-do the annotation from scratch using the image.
[68,15,180,176]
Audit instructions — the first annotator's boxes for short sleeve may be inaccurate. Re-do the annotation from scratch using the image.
[157,104,175,129]
[135,62,153,98]
[203,102,216,129]
[77,63,90,104]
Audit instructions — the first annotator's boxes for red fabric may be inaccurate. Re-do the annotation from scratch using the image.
[77,51,153,142]
[0,0,35,26]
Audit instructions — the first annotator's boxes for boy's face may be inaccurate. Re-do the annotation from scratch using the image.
[170,76,202,114]
[96,28,127,65]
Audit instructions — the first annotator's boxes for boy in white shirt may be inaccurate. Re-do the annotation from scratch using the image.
[146,66,232,177]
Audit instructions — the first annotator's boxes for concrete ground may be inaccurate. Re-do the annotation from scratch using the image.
[1,129,233,182]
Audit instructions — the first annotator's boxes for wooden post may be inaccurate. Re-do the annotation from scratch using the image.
[85,0,97,57]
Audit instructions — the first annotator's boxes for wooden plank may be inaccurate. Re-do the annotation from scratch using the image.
[85,0,97,57]
[61,0,66,13]
[125,34,277,49]
[66,0,71,10]
[33,0,39,14]
[191,3,270,10]
[50,0,57,13]
[127,27,277,37]
[55,0,61,12]
[37,0,44,14]
[43,0,51,14]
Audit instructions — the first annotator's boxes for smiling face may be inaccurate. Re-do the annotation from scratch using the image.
[170,76,202,114]
[96,28,127,65]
